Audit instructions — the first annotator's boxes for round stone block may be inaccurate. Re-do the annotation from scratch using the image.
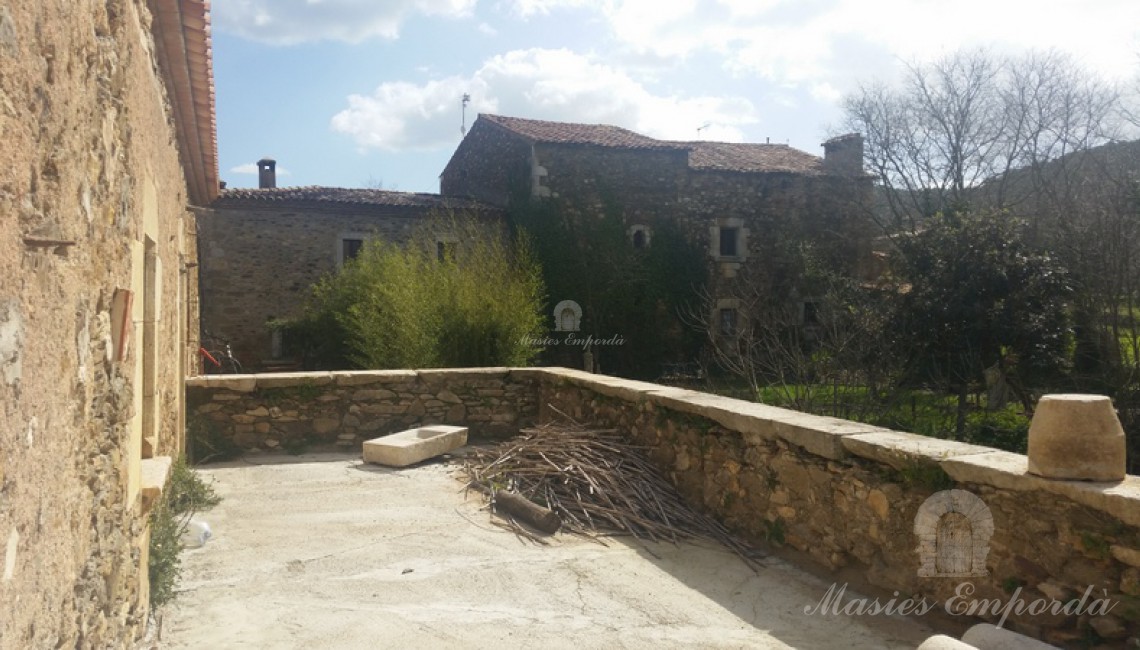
[1027,394,1125,482]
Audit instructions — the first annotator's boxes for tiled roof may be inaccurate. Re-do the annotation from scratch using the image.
[150,0,219,205]
[682,141,825,174]
[213,186,495,210]
[481,114,681,150]
[480,114,827,174]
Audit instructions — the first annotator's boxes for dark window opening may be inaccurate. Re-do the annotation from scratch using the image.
[342,238,364,262]
[632,230,647,249]
[803,301,819,326]
[437,241,455,262]
[719,227,738,257]
[718,308,737,337]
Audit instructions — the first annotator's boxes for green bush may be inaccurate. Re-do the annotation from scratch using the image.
[148,457,222,608]
[289,212,546,369]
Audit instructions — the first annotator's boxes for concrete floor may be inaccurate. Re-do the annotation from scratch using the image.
[159,452,938,649]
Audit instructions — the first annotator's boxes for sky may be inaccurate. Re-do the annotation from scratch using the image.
[211,0,1140,194]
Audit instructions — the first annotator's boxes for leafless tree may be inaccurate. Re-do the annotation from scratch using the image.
[843,49,1122,232]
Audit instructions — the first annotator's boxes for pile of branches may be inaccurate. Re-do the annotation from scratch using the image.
[460,421,762,566]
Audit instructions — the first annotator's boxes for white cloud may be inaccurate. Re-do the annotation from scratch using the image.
[230,163,291,175]
[521,0,1140,90]
[212,0,476,44]
[330,48,758,152]
[505,0,595,18]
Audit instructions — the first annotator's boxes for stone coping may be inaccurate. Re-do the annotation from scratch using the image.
[139,456,173,515]
[188,367,1140,526]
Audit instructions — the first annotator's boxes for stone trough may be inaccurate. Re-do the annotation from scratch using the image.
[362,425,468,467]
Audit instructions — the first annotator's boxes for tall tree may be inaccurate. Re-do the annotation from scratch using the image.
[891,210,1071,437]
[843,49,1121,231]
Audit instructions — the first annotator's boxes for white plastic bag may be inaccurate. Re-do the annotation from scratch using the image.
[181,519,212,548]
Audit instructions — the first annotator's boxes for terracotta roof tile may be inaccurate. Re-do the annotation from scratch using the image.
[480,114,828,174]
[681,141,825,174]
[213,186,495,211]
[150,0,219,205]
[481,114,682,150]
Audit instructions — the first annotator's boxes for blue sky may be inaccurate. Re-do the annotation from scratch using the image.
[211,0,1140,194]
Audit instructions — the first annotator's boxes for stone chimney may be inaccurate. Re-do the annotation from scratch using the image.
[257,158,277,189]
[821,134,863,175]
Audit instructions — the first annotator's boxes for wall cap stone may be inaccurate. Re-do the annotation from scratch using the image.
[843,431,998,471]
[940,450,1140,528]
[186,367,1140,528]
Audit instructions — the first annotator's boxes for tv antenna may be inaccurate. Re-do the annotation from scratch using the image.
[461,93,471,136]
[696,122,711,138]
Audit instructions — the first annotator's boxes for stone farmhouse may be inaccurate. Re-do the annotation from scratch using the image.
[1,0,217,645]
[442,114,876,344]
[197,114,876,372]
[198,161,501,370]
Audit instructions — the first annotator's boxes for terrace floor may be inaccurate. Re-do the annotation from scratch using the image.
[159,452,939,649]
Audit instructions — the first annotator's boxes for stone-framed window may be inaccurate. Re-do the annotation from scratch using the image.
[713,297,742,339]
[336,232,370,267]
[718,308,737,337]
[710,218,748,262]
[628,225,651,249]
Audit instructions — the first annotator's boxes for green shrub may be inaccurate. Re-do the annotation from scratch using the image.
[287,211,546,369]
[148,457,222,608]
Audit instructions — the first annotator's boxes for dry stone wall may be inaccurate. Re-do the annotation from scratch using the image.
[189,367,1140,646]
[187,369,539,455]
[539,369,1140,647]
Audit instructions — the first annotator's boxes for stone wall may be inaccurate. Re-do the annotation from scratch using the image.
[190,367,1139,645]
[0,0,199,645]
[197,202,506,370]
[538,369,1140,646]
[186,369,539,454]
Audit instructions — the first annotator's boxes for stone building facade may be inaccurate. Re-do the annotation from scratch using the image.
[199,180,501,369]
[0,0,216,645]
[441,114,875,363]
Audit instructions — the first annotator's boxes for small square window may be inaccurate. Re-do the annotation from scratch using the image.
[719,227,738,257]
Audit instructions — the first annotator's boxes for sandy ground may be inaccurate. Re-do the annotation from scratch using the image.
[158,452,938,649]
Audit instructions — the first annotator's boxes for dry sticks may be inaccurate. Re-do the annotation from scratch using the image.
[460,422,763,567]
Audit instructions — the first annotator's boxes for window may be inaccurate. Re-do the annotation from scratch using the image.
[710,219,746,261]
[342,238,363,262]
[718,308,737,337]
[336,232,371,267]
[802,301,819,326]
[628,224,651,249]
[719,227,738,257]
[436,240,456,262]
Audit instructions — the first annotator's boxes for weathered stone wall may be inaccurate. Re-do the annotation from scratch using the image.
[538,369,1140,647]
[0,0,197,645]
[186,369,539,454]
[197,205,430,367]
[440,119,535,206]
[189,367,1139,645]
